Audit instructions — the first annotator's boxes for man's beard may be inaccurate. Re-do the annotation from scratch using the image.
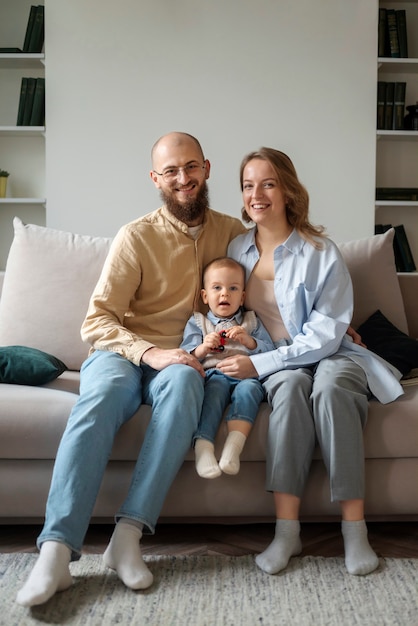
[161,182,209,224]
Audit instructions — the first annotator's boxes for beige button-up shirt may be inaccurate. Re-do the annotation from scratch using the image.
[81,206,246,365]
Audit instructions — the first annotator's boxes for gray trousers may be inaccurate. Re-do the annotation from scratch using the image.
[262,354,370,502]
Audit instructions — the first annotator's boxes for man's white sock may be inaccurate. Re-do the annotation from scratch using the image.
[103,519,153,589]
[16,540,72,606]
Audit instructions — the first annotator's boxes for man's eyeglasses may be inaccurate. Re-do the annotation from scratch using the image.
[153,163,205,182]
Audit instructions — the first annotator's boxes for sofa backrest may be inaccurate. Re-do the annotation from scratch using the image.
[0,218,112,370]
[0,218,409,371]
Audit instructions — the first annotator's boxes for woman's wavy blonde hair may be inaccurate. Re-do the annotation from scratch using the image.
[240,147,326,247]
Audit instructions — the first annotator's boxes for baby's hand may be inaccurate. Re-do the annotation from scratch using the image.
[225,326,256,350]
[203,331,224,353]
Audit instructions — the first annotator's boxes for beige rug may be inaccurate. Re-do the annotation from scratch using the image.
[1,553,417,626]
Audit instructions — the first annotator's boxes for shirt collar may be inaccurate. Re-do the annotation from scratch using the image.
[243,226,306,256]
[207,308,244,325]
[161,205,208,234]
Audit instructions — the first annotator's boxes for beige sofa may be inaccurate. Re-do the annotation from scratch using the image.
[0,217,417,524]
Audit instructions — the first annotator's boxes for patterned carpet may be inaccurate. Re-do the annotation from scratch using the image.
[1,553,417,626]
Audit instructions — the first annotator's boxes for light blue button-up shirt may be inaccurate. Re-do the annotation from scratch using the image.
[228,228,403,404]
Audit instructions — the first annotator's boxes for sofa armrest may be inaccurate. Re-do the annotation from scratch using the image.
[398,273,418,339]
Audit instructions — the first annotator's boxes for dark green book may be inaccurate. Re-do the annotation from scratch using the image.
[384,82,395,130]
[376,188,418,200]
[394,224,416,272]
[0,47,23,53]
[387,9,400,58]
[396,10,408,58]
[29,78,45,126]
[377,82,386,130]
[22,5,38,53]
[27,6,44,53]
[393,82,406,130]
[16,77,28,125]
[378,8,387,57]
[22,77,36,125]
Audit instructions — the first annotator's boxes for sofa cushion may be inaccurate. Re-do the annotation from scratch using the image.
[0,345,67,385]
[356,309,418,376]
[338,228,408,334]
[0,217,112,370]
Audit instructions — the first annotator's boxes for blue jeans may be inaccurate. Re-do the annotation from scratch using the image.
[194,369,265,444]
[37,350,204,557]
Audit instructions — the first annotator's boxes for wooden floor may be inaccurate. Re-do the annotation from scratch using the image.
[1,521,417,559]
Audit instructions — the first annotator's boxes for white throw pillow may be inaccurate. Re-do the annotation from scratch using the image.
[338,228,408,334]
[0,217,112,370]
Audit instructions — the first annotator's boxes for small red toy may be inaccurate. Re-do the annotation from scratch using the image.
[214,330,227,352]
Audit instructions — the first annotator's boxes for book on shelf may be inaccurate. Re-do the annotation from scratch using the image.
[396,9,408,59]
[23,5,44,53]
[376,188,418,201]
[375,223,416,272]
[378,8,408,58]
[29,77,45,126]
[16,77,28,125]
[378,8,387,57]
[16,76,45,126]
[393,82,406,130]
[387,9,400,58]
[394,224,416,272]
[377,81,386,130]
[0,48,23,53]
[21,77,36,125]
[384,82,395,130]
[376,82,406,130]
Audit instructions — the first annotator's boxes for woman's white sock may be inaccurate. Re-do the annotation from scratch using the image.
[342,520,379,575]
[255,519,302,574]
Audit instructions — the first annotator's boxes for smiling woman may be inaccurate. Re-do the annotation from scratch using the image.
[225,146,404,579]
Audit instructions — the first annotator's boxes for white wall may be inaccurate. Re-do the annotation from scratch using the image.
[45,0,378,243]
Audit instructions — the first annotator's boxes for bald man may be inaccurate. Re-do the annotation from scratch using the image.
[17,132,246,607]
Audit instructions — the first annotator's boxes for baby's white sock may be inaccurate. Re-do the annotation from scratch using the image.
[195,439,221,479]
[255,519,302,574]
[342,520,379,575]
[103,519,153,589]
[16,541,72,606]
[219,431,247,475]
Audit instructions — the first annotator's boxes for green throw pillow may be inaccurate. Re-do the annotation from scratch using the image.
[0,345,67,385]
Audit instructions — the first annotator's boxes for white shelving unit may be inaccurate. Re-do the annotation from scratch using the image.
[376,1,418,272]
[0,2,45,270]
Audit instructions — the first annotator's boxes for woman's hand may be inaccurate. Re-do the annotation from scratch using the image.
[216,355,258,379]
[347,325,366,348]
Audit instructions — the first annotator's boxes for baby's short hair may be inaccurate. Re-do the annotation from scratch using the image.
[202,257,245,287]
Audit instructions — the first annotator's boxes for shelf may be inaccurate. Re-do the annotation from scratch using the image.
[377,130,418,139]
[0,126,45,136]
[0,53,44,69]
[378,57,418,73]
[375,200,418,207]
[0,198,45,204]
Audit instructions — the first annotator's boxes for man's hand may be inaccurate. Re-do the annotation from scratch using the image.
[216,355,258,380]
[141,347,205,377]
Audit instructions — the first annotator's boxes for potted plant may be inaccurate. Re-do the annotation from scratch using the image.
[0,169,9,198]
